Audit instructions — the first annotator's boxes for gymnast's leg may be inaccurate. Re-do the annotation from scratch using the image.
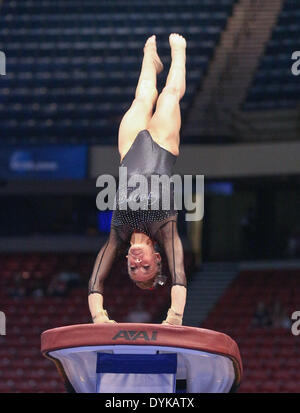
[148,34,187,325]
[118,35,163,161]
[148,33,186,156]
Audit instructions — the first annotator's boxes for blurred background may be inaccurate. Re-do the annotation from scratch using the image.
[0,0,300,393]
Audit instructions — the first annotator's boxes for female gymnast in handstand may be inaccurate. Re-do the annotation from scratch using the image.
[88,33,187,326]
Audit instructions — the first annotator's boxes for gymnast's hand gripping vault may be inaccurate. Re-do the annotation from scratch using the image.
[88,34,187,326]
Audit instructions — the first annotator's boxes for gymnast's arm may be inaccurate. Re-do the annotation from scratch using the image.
[154,219,187,325]
[88,226,124,323]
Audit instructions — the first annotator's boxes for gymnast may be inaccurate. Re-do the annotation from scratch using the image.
[88,33,187,326]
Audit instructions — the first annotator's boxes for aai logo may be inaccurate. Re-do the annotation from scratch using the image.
[112,330,158,341]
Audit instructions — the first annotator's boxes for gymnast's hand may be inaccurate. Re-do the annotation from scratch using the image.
[162,308,183,326]
[92,309,116,324]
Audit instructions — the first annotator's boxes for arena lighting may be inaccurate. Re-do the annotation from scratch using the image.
[41,323,243,393]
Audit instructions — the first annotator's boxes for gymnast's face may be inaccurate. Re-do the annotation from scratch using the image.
[126,244,161,287]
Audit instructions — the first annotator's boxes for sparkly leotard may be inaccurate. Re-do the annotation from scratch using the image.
[88,130,187,295]
[111,129,178,237]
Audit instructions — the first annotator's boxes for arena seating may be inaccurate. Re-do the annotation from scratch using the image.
[0,250,194,392]
[0,0,237,144]
[202,268,300,393]
[244,0,300,110]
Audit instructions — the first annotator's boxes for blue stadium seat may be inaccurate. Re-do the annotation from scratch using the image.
[244,0,300,110]
[0,0,237,144]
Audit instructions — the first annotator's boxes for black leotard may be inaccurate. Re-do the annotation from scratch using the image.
[88,130,187,295]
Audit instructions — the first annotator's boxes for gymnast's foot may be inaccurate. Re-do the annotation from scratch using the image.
[143,35,164,74]
[169,33,186,61]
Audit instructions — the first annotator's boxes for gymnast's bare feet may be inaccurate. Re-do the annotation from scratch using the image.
[167,33,186,98]
[169,33,186,62]
[144,35,164,74]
